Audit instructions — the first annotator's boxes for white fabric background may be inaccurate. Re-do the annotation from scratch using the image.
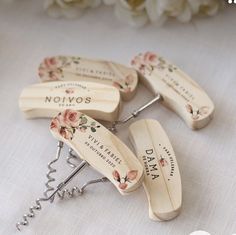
[0,1,235,235]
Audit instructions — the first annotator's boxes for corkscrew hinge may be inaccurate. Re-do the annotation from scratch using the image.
[109,95,162,133]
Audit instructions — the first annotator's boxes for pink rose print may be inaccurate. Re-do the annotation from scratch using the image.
[65,88,74,94]
[112,74,134,93]
[50,117,60,130]
[50,109,100,140]
[159,158,168,167]
[62,109,80,127]
[127,170,138,180]
[38,57,65,81]
[131,54,143,68]
[143,52,158,66]
[119,183,128,190]
[186,104,193,114]
[38,56,81,82]
[59,127,73,140]
[38,68,60,81]
[131,53,155,75]
[186,104,209,120]
[38,57,61,82]
[131,52,177,76]
[44,57,57,68]
[112,170,138,190]
[112,170,120,181]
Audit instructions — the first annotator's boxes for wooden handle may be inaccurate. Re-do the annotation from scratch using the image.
[38,56,138,101]
[129,119,182,221]
[50,110,144,195]
[131,52,214,129]
[19,81,121,122]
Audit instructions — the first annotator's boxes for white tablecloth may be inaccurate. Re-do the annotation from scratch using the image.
[0,2,235,235]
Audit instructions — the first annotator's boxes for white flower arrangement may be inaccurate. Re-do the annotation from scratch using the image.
[9,0,225,27]
[44,0,102,18]
[109,0,223,27]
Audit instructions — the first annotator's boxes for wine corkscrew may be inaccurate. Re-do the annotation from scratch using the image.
[44,144,108,202]
[16,147,87,231]
[131,52,214,129]
[16,141,109,231]
[15,52,216,232]
[62,95,161,178]
[16,196,49,231]
[129,119,182,221]
[19,81,121,122]
[38,55,138,101]
[63,95,161,170]
[16,111,144,231]
[60,95,162,194]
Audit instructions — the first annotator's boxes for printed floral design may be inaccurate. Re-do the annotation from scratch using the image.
[38,57,62,81]
[112,74,134,93]
[39,56,81,82]
[186,104,209,120]
[159,157,168,167]
[131,52,177,76]
[39,56,134,93]
[65,88,75,94]
[112,170,138,190]
[50,109,100,140]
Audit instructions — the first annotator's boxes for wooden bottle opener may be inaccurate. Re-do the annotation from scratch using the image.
[19,81,121,122]
[131,52,214,129]
[16,111,144,231]
[38,56,138,101]
[129,119,182,221]
[50,109,144,195]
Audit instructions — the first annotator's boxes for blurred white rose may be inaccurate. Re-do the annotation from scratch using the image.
[44,0,102,18]
[42,0,223,25]
[104,0,223,27]
[114,0,148,27]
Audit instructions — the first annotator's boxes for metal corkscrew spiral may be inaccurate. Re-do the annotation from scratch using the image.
[16,142,109,231]
[66,148,80,168]
[16,197,49,231]
[16,157,88,231]
[56,177,108,200]
[44,141,64,201]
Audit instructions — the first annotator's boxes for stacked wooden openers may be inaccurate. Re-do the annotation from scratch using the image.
[16,52,214,230]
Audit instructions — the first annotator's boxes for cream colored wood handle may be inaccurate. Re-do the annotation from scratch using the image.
[19,81,121,122]
[131,52,214,129]
[129,119,182,221]
[38,56,138,101]
[50,110,144,195]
